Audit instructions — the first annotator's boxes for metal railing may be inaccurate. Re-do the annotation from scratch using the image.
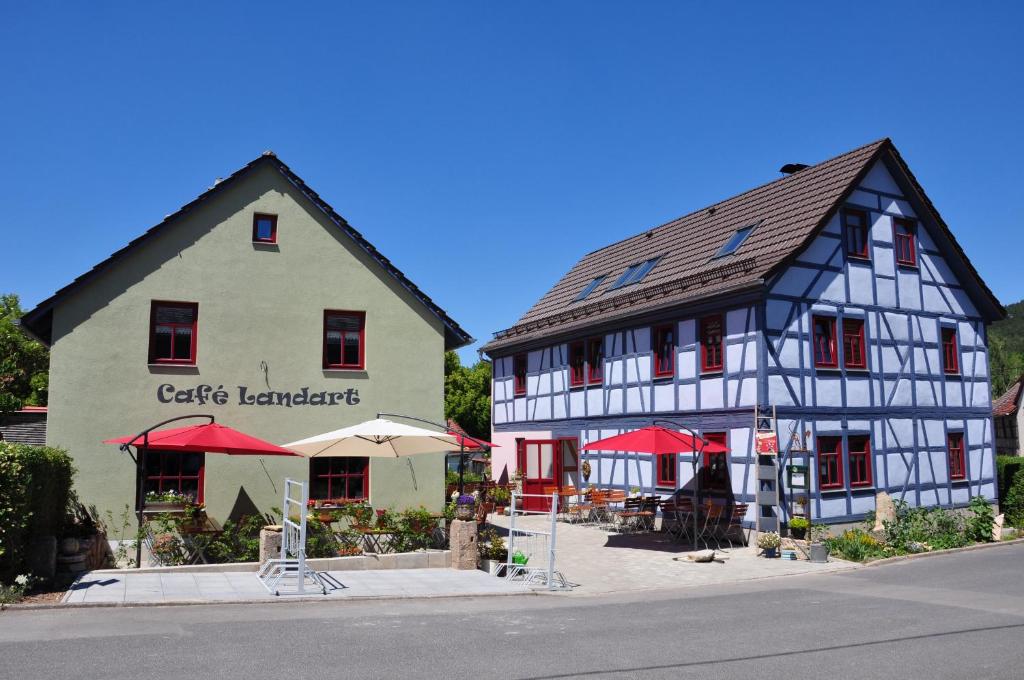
[257,478,327,596]
[505,491,569,590]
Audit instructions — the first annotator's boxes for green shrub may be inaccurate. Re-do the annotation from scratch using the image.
[965,496,995,543]
[825,529,889,562]
[998,456,1024,528]
[0,443,75,582]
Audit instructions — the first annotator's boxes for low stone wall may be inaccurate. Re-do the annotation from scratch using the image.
[89,549,451,575]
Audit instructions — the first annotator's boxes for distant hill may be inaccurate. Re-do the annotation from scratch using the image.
[989,299,1024,398]
[990,299,1024,355]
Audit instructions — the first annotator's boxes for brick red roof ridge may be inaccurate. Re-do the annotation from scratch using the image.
[993,376,1024,417]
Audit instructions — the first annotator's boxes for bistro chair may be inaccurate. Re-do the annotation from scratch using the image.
[721,503,750,549]
[697,501,726,550]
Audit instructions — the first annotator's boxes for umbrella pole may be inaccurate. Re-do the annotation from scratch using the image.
[135,435,147,569]
[458,441,466,495]
[692,453,699,551]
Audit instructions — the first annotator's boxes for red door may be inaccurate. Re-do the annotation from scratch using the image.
[518,440,558,511]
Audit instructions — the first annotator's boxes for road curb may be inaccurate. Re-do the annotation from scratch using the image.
[2,587,541,612]
[863,536,1024,568]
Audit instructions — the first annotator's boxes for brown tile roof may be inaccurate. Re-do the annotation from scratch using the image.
[482,138,1003,353]
[993,377,1023,417]
[20,153,473,351]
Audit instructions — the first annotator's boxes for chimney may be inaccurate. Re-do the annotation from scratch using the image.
[779,163,809,175]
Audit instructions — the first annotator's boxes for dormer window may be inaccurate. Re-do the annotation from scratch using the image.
[714,224,755,258]
[253,213,278,243]
[609,257,660,291]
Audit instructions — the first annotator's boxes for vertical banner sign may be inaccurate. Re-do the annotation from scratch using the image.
[755,431,779,455]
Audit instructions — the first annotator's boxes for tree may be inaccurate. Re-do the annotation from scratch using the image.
[989,334,1024,399]
[0,294,49,414]
[443,351,491,440]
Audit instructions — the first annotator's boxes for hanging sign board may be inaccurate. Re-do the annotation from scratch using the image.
[787,464,809,489]
[755,431,779,455]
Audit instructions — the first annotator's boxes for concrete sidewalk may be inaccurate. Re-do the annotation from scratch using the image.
[63,568,526,605]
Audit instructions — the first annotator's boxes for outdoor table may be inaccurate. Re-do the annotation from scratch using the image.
[357,528,398,554]
[179,518,222,564]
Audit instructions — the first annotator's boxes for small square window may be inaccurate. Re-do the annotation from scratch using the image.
[323,311,365,370]
[149,301,198,365]
[253,213,278,243]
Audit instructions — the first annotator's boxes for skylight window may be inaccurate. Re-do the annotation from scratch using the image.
[609,257,661,291]
[574,275,607,302]
[714,224,756,258]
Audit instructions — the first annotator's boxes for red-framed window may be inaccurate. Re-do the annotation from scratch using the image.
[587,337,604,385]
[812,316,838,368]
[323,310,365,370]
[252,213,278,243]
[513,353,527,395]
[657,453,677,488]
[842,208,870,259]
[702,432,729,491]
[653,324,676,378]
[893,217,917,267]
[817,436,844,490]
[948,433,966,481]
[144,451,204,503]
[310,457,368,501]
[700,315,724,373]
[941,327,959,375]
[149,301,198,365]
[568,341,585,387]
[843,318,866,369]
[848,435,872,488]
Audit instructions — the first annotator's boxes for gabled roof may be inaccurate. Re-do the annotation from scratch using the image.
[482,138,1004,354]
[993,376,1024,417]
[20,153,473,350]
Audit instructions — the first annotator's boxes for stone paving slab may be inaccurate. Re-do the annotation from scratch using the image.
[62,568,525,606]
[490,514,859,596]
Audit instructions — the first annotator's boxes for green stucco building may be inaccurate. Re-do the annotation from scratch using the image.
[20,152,471,523]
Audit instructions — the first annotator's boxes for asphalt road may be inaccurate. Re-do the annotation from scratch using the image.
[3,543,1024,680]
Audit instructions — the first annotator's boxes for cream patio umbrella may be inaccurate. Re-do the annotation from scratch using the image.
[283,417,461,458]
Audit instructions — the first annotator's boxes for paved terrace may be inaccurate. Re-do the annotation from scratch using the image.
[63,568,524,605]
[489,513,856,595]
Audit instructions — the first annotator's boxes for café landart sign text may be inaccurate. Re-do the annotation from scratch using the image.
[157,383,360,407]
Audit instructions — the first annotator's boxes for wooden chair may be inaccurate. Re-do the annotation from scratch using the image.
[721,503,749,548]
[697,501,726,550]
[617,497,656,533]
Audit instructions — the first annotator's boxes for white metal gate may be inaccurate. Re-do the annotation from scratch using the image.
[257,478,327,596]
[505,491,570,590]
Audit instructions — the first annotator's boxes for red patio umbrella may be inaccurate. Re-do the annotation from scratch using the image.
[104,415,297,567]
[104,422,298,456]
[446,431,499,450]
[581,425,729,550]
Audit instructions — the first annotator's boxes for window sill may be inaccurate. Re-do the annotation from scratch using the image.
[845,367,869,374]
[850,485,876,493]
[699,369,724,377]
[586,381,604,388]
[943,373,963,380]
[819,487,846,495]
[847,254,871,264]
[653,374,675,382]
[950,478,969,485]
[813,365,841,373]
[323,369,369,380]
[896,262,919,270]
[148,363,199,374]
[252,241,280,250]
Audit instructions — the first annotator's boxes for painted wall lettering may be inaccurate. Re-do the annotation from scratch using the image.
[156,384,360,407]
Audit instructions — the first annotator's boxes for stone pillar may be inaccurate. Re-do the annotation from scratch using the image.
[449,519,478,570]
[873,491,896,533]
[259,525,283,564]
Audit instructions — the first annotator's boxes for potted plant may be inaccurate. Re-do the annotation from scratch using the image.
[478,529,508,575]
[789,516,809,540]
[757,531,781,558]
[491,487,511,514]
[143,490,191,513]
[349,504,374,528]
[808,524,831,563]
[455,494,476,521]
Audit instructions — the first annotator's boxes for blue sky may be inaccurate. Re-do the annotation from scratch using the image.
[2,2,1021,362]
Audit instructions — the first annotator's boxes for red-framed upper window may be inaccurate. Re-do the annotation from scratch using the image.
[893,217,917,267]
[653,324,676,378]
[948,433,966,481]
[149,301,198,365]
[702,432,729,491]
[700,315,724,373]
[310,457,368,501]
[513,353,527,396]
[252,213,278,244]
[941,327,959,375]
[568,341,585,387]
[812,316,838,368]
[587,337,604,385]
[848,435,872,488]
[817,436,844,490]
[843,318,866,369]
[842,208,870,259]
[144,451,204,504]
[323,310,365,370]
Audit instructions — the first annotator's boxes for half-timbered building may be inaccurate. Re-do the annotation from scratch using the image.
[482,139,1004,526]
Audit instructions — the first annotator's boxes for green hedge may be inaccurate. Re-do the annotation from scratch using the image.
[997,455,1024,528]
[0,442,75,582]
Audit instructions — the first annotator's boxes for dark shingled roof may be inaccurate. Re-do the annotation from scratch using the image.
[483,138,1003,354]
[20,153,473,351]
[993,376,1023,417]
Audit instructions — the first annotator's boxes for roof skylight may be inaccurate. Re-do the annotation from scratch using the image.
[714,224,756,258]
[574,275,607,302]
[609,257,661,291]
